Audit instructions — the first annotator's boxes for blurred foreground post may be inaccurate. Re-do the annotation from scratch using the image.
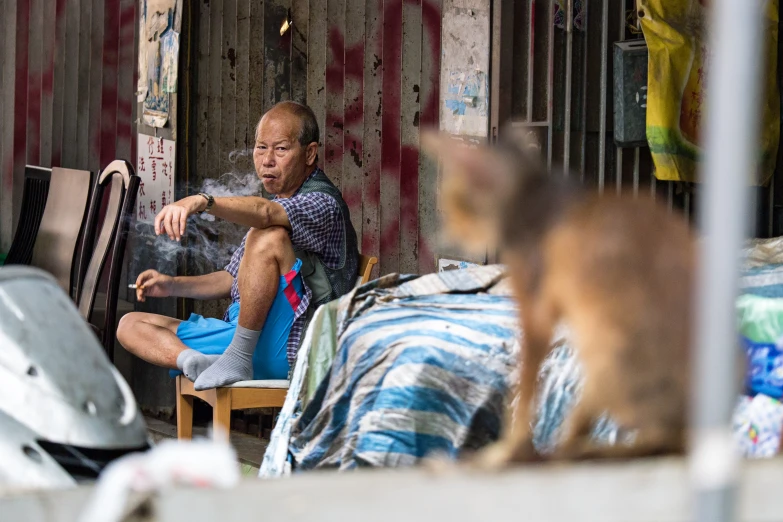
[692,0,766,521]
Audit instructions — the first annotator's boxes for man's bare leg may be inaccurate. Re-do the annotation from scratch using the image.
[194,226,297,390]
[235,227,297,329]
[117,312,220,380]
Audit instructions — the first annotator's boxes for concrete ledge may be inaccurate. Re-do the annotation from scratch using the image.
[3,457,783,522]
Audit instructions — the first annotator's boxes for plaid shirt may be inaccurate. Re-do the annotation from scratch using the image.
[223,169,345,363]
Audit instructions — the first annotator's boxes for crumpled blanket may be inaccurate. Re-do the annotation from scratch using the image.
[289,266,520,470]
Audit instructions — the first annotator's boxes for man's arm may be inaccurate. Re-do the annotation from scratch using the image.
[208,196,291,231]
[135,269,233,302]
[154,195,291,241]
[171,271,234,300]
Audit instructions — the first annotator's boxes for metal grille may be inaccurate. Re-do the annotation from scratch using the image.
[493,0,778,235]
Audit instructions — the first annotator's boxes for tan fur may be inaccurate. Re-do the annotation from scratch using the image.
[422,131,696,465]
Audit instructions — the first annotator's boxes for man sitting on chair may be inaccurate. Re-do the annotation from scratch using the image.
[117,101,358,391]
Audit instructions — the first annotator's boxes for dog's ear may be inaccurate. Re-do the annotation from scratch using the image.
[420,132,514,200]
[420,132,516,256]
[499,123,544,157]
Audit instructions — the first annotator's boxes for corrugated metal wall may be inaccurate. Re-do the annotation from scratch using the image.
[187,0,442,278]
[0,0,139,252]
[2,0,443,274]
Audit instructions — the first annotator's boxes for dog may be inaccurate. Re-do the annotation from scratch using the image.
[422,130,695,467]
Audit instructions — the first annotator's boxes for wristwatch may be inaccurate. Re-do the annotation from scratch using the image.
[198,192,215,213]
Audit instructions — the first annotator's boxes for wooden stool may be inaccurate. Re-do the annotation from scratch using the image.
[175,376,289,442]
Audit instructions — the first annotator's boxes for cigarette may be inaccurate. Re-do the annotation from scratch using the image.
[128,284,143,289]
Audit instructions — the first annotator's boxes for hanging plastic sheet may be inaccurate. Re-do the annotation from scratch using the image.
[639,0,780,184]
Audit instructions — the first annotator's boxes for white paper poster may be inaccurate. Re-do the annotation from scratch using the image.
[160,30,180,93]
[136,133,176,223]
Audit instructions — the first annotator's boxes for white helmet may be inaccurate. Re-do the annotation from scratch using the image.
[0,267,149,488]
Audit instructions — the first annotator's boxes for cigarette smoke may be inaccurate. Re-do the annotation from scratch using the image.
[130,148,270,275]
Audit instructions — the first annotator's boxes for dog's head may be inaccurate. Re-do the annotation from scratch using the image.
[421,128,545,257]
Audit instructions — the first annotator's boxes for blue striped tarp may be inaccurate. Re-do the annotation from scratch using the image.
[289,268,520,470]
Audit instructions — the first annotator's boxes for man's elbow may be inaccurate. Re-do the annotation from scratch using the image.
[253,199,274,229]
[220,270,234,298]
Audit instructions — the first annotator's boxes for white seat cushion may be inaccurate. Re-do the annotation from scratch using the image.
[224,379,290,389]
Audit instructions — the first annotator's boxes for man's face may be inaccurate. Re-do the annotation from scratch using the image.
[253,110,316,198]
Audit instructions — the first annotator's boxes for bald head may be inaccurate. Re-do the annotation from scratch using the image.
[256,101,319,151]
[253,101,320,197]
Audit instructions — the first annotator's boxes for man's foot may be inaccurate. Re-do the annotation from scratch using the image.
[176,349,220,382]
[193,351,254,390]
[193,325,260,390]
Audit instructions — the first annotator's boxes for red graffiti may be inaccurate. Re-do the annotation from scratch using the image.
[26,78,42,166]
[48,0,68,166]
[5,0,137,251]
[99,0,121,168]
[325,0,440,126]
[324,0,441,272]
[9,0,31,199]
[116,2,136,158]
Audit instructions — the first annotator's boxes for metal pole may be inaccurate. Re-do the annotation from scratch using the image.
[598,0,608,193]
[563,0,574,174]
[579,0,589,182]
[526,0,535,123]
[651,172,657,200]
[615,0,626,195]
[547,0,556,169]
[692,0,765,521]
[633,147,640,198]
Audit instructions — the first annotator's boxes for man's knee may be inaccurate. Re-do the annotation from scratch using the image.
[117,312,180,348]
[116,312,142,347]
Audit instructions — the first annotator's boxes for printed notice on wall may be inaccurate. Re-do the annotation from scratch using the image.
[136,133,175,223]
[138,0,182,127]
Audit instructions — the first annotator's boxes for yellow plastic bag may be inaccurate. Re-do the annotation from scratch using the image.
[640,0,780,185]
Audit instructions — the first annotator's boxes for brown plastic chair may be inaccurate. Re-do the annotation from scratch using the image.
[27,167,93,299]
[77,160,140,357]
[5,166,53,266]
[175,252,380,441]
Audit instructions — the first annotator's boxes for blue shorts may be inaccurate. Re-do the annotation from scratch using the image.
[170,258,304,380]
